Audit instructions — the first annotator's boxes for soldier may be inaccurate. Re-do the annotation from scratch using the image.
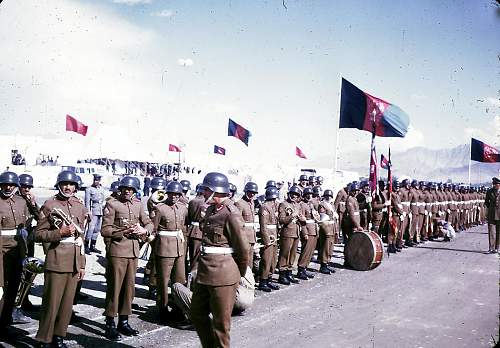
[296,187,319,280]
[84,174,105,254]
[308,176,316,188]
[235,182,258,268]
[342,182,363,248]
[372,180,389,236]
[228,183,237,202]
[277,185,305,285]
[179,179,191,207]
[101,176,153,341]
[315,176,324,191]
[34,170,87,348]
[485,177,500,253]
[357,181,371,230]
[17,173,41,312]
[297,174,308,191]
[190,172,249,348]
[407,180,420,247]
[317,189,337,274]
[398,179,411,249]
[0,171,30,336]
[390,180,405,252]
[427,183,439,240]
[187,184,206,272]
[257,187,280,292]
[334,183,349,242]
[311,186,321,209]
[152,181,188,323]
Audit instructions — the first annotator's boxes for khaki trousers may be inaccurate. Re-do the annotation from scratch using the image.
[297,234,318,268]
[318,232,334,264]
[104,257,137,317]
[278,237,298,271]
[36,271,79,343]
[156,256,186,310]
[488,222,500,251]
[259,244,277,279]
[190,282,237,348]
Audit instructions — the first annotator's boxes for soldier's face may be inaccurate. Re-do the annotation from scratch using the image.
[303,193,312,201]
[289,192,300,202]
[245,191,257,200]
[167,192,181,204]
[121,187,135,200]
[20,185,31,195]
[59,182,76,196]
[0,183,17,196]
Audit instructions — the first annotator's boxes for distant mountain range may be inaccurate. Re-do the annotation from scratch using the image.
[312,144,499,184]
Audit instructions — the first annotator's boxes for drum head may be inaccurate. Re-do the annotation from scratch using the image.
[344,231,375,271]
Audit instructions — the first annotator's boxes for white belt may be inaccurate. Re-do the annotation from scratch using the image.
[410,202,418,206]
[397,204,403,209]
[402,202,410,206]
[353,212,359,216]
[190,222,200,226]
[60,236,76,243]
[305,219,316,224]
[244,222,255,227]
[201,246,234,254]
[340,202,346,205]
[361,209,367,212]
[158,230,182,237]
[1,229,17,236]
[266,224,277,229]
[382,208,387,212]
[322,221,335,225]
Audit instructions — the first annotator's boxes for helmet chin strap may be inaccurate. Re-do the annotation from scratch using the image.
[58,184,74,198]
[1,187,17,198]
[206,191,215,204]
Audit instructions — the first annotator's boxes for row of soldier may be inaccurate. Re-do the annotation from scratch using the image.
[0,170,490,348]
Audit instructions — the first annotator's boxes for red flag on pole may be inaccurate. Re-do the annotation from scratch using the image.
[168,144,181,152]
[65,115,88,136]
[369,135,378,198]
[295,146,307,159]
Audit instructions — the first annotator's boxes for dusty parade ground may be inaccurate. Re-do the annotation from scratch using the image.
[1,190,498,348]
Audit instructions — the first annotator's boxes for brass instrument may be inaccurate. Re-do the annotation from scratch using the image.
[48,207,83,235]
[312,208,321,223]
[15,257,44,308]
[151,189,167,204]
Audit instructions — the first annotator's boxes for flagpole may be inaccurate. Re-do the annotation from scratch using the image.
[334,74,342,177]
[468,138,472,185]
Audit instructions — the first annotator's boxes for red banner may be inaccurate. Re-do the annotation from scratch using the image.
[66,115,88,136]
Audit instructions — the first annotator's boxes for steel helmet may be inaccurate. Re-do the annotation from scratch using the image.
[322,189,334,198]
[265,180,277,189]
[119,176,140,192]
[312,186,321,195]
[179,179,191,191]
[243,182,258,194]
[288,185,302,195]
[0,171,19,187]
[55,170,79,187]
[166,181,184,194]
[151,177,166,190]
[110,181,120,193]
[298,174,308,182]
[201,172,230,194]
[19,174,34,187]
[316,176,324,184]
[302,187,314,196]
[265,187,279,200]
[348,182,360,192]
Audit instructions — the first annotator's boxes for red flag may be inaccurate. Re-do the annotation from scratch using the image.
[65,115,88,136]
[369,138,378,197]
[295,146,307,159]
[380,154,390,169]
[169,144,181,152]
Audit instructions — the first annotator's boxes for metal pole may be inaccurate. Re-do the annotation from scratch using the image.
[468,138,472,185]
[334,74,342,177]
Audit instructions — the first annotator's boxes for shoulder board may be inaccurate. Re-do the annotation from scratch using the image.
[226,203,239,214]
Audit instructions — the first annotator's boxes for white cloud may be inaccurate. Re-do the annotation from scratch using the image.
[410,93,427,101]
[486,97,500,109]
[112,0,152,5]
[151,9,174,17]
[177,58,194,67]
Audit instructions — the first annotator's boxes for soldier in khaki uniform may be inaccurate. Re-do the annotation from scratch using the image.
[343,182,363,247]
[187,184,206,272]
[407,180,420,246]
[235,182,258,268]
[152,181,188,321]
[190,172,249,348]
[485,177,500,253]
[257,187,280,292]
[357,181,371,230]
[317,189,337,274]
[297,187,319,280]
[390,181,404,252]
[0,172,29,336]
[334,184,348,240]
[101,176,153,341]
[371,181,389,236]
[277,185,305,285]
[34,170,87,348]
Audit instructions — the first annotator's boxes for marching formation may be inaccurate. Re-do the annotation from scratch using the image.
[0,169,497,348]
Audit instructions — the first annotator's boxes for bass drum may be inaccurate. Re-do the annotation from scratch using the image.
[344,231,384,271]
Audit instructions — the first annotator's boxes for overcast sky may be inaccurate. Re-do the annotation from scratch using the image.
[0,0,498,168]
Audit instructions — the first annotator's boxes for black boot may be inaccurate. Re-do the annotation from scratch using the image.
[319,263,331,274]
[388,244,397,253]
[296,267,308,280]
[149,287,157,300]
[36,343,52,348]
[287,270,300,284]
[305,269,315,279]
[84,239,90,255]
[11,307,31,324]
[90,239,101,254]
[70,311,83,324]
[117,315,139,336]
[278,271,290,285]
[104,316,122,341]
[258,278,272,292]
[52,335,68,348]
[267,277,280,290]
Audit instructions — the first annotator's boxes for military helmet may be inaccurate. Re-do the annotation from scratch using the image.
[418,181,426,187]
[229,183,237,193]
[401,179,410,186]
[179,179,191,191]
[0,171,19,187]
[302,187,314,196]
[348,182,360,192]
[119,176,140,192]
[322,189,334,198]
[411,179,418,187]
[19,174,34,187]
[288,185,302,196]
[201,172,230,194]
[55,170,79,187]
[244,182,258,194]
[312,186,321,195]
[265,187,279,200]
[298,174,308,182]
[195,183,203,194]
[360,180,369,188]
[76,175,84,189]
[392,181,401,189]
[166,181,184,194]
[110,180,120,193]
[265,180,277,189]
[308,176,316,184]
[150,177,166,190]
[316,176,324,184]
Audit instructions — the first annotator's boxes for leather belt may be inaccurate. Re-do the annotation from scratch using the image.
[1,229,17,236]
[201,246,234,254]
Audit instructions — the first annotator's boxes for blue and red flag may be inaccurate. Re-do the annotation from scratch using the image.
[228,118,251,146]
[214,145,226,155]
[339,78,410,137]
[380,154,390,170]
[471,138,500,163]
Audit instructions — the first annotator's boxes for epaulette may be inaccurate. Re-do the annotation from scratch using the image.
[226,203,239,214]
